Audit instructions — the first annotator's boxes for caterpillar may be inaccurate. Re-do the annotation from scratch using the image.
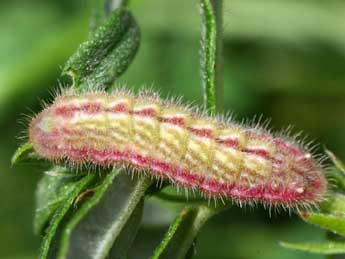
[29,89,327,209]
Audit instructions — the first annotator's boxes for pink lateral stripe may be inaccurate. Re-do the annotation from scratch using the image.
[80,102,101,113]
[38,121,300,171]
[107,102,129,113]
[188,127,213,138]
[274,139,304,157]
[159,117,185,127]
[217,138,239,148]
[174,169,201,187]
[132,108,157,117]
[242,148,270,159]
[55,105,79,117]
[54,104,276,155]
[55,102,102,116]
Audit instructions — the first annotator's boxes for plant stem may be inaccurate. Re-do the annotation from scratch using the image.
[200,0,223,114]
[151,206,224,259]
[152,2,226,258]
[211,0,223,113]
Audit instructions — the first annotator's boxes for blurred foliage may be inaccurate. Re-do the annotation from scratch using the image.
[3,0,345,258]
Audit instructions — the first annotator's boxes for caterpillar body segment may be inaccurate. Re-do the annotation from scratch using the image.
[29,89,327,209]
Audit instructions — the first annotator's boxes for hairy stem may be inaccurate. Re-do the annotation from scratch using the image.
[151,206,224,259]
[200,0,223,114]
[152,2,225,258]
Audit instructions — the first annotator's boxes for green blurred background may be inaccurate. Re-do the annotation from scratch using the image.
[2,0,345,258]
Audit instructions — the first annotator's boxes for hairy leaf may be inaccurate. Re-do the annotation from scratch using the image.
[90,0,128,32]
[300,212,345,236]
[151,205,221,259]
[107,199,144,259]
[83,21,140,88]
[34,167,86,235]
[90,0,108,33]
[64,8,140,89]
[327,170,345,192]
[280,241,345,255]
[39,174,95,259]
[11,142,34,165]
[326,150,345,191]
[326,150,345,175]
[298,193,345,236]
[321,193,345,216]
[57,170,151,259]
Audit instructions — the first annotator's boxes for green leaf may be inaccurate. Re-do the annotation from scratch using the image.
[64,8,140,89]
[326,150,345,175]
[280,241,345,255]
[321,193,345,216]
[90,0,129,32]
[57,170,151,259]
[282,193,345,254]
[39,174,95,259]
[297,193,345,236]
[90,0,108,33]
[326,150,345,191]
[82,21,140,89]
[34,167,85,235]
[107,198,144,259]
[327,170,345,192]
[151,205,223,259]
[300,212,345,236]
[11,142,34,165]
